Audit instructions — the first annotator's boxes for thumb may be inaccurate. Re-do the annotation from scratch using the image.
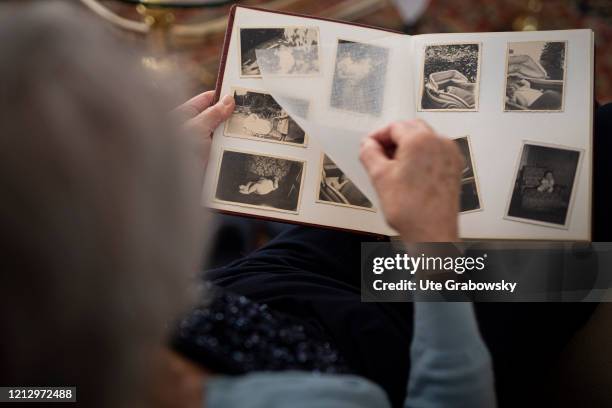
[359,137,390,181]
[174,90,216,120]
[186,94,235,136]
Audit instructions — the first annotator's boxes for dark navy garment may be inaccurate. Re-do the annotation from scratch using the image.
[174,225,597,408]
[173,287,350,376]
[205,227,414,408]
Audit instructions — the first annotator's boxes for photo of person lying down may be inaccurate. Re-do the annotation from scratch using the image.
[504,41,566,111]
[419,43,481,111]
[214,150,305,213]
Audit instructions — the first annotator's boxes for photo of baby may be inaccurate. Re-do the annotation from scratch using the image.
[506,142,581,227]
[239,176,279,196]
[214,150,305,213]
[537,171,555,193]
[504,41,566,111]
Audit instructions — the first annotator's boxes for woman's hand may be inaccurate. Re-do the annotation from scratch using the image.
[359,119,464,243]
[175,91,235,166]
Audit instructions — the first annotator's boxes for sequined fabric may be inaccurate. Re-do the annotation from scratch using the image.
[172,288,350,375]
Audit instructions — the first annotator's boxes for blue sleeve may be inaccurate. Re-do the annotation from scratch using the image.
[206,372,391,408]
[405,302,497,408]
[205,304,495,408]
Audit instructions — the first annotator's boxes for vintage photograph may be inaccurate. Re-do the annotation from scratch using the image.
[224,87,308,146]
[317,154,374,210]
[504,41,567,111]
[330,40,389,115]
[214,150,305,213]
[419,43,481,111]
[506,143,581,227]
[239,27,320,77]
[454,136,482,213]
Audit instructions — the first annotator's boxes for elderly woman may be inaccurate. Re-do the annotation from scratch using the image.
[2,2,600,408]
[0,3,494,408]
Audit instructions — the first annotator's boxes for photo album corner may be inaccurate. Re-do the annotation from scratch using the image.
[201,5,595,241]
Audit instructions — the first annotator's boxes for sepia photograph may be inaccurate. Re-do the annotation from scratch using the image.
[317,154,374,211]
[239,27,320,77]
[504,41,567,111]
[506,142,581,228]
[330,39,389,115]
[224,87,308,146]
[419,43,481,111]
[454,136,482,213]
[214,150,305,213]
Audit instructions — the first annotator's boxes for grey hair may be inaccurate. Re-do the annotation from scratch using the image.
[0,2,204,407]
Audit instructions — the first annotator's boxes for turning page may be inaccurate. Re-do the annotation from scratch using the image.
[202,6,409,236]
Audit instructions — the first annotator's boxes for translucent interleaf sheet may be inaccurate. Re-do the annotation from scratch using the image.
[255,34,415,214]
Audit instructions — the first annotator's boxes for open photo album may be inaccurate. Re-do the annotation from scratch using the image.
[202,5,594,241]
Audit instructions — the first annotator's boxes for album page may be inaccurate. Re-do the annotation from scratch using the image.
[202,6,594,240]
[202,6,410,235]
[410,29,593,240]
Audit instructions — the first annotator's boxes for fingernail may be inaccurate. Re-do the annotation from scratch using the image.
[221,94,234,106]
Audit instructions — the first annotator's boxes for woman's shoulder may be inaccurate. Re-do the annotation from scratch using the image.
[206,372,390,408]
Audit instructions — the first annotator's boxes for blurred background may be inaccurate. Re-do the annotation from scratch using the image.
[15,0,612,264]
[79,0,611,101]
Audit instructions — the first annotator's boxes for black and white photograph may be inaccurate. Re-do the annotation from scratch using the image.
[224,87,308,146]
[214,150,305,213]
[330,40,389,115]
[239,27,320,77]
[419,43,481,111]
[504,41,566,111]
[317,154,374,211]
[506,142,581,227]
[454,136,482,213]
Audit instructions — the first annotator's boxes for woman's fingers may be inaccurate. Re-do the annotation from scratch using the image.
[175,90,216,120]
[179,93,234,166]
[367,119,433,152]
[359,137,391,182]
[186,94,235,136]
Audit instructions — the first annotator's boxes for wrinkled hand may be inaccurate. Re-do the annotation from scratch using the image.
[175,91,235,165]
[359,119,464,242]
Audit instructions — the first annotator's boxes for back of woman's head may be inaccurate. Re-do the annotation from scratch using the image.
[0,2,202,406]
